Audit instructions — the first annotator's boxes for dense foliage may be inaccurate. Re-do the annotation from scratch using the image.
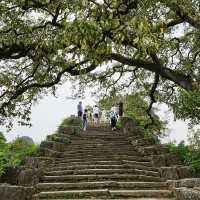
[169,129,200,172]
[0,134,38,176]
[1,0,200,127]
[99,94,166,135]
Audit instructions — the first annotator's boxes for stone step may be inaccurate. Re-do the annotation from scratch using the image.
[61,151,141,157]
[64,145,137,148]
[64,145,138,152]
[35,198,175,200]
[44,168,160,177]
[62,148,138,153]
[52,156,150,163]
[48,160,152,168]
[41,174,165,183]
[45,164,159,172]
[67,145,133,148]
[40,141,66,152]
[69,141,130,145]
[64,141,131,144]
[109,190,173,198]
[39,148,64,157]
[69,135,126,140]
[65,144,132,148]
[34,197,176,200]
[36,181,168,191]
[34,189,172,199]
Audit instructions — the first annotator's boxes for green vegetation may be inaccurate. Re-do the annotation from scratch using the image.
[0,134,38,176]
[169,129,200,173]
[57,116,82,135]
[58,116,82,128]
[99,94,166,136]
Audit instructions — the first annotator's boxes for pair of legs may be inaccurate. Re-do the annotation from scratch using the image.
[93,114,99,125]
[78,111,83,118]
[83,119,87,131]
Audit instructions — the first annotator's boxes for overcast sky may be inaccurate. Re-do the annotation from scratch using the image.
[1,82,189,144]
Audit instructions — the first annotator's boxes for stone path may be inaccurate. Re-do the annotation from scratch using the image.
[33,128,175,199]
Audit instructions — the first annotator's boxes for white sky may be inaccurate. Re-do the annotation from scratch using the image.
[1,82,189,144]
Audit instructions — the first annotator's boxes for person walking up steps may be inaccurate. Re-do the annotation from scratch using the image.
[77,101,83,118]
[82,109,88,131]
[93,105,99,125]
[119,99,124,119]
[110,105,118,131]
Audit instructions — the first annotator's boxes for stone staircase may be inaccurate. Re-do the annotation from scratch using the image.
[33,127,175,200]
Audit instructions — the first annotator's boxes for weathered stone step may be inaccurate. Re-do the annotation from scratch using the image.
[109,190,173,198]
[46,164,159,172]
[41,174,165,183]
[62,151,141,157]
[36,181,168,191]
[65,144,132,148]
[63,147,136,151]
[48,160,152,168]
[35,198,175,200]
[69,140,130,144]
[40,141,66,152]
[39,148,64,157]
[69,135,126,140]
[44,168,160,177]
[65,145,138,151]
[34,189,172,199]
[63,148,138,152]
[52,156,151,163]
[63,149,138,154]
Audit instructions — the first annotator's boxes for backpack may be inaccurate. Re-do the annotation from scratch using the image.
[83,113,87,120]
[110,111,116,119]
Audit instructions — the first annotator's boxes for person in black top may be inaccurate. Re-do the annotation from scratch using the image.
[119,100,124,118]
[77,101,83,117]
[82,109,88,131]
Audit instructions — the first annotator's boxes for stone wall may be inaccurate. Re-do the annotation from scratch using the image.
[0,184,35,200]
[168,178,200,200]
[0,117,82,200]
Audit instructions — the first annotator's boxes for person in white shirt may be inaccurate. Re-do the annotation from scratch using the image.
[110,105,118,130]
[93,105,99,125]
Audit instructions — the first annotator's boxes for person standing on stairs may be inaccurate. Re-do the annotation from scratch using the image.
[82,109,88,131]
[77,101,83,118]
[93,105,100,125]
[119,99,124,119]
[110,105,118,131]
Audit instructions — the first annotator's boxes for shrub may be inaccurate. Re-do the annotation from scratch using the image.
[0,135,38,176]
[59,116,82,128]
[169,141,200,173]
[57,116,82,135]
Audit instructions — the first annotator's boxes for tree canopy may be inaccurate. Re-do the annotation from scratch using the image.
[1,0,200,128]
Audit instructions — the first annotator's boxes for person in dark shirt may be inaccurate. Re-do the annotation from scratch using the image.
[82,109,88,131]
[119,100,124,118]
[77,101,83,117]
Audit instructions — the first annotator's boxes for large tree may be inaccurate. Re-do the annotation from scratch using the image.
[1,0,200,128]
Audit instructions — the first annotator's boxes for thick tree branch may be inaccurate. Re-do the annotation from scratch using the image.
[144,72,160,129]
[109,53,195,91]
[168,4,200,28]
[0,61,97,116]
